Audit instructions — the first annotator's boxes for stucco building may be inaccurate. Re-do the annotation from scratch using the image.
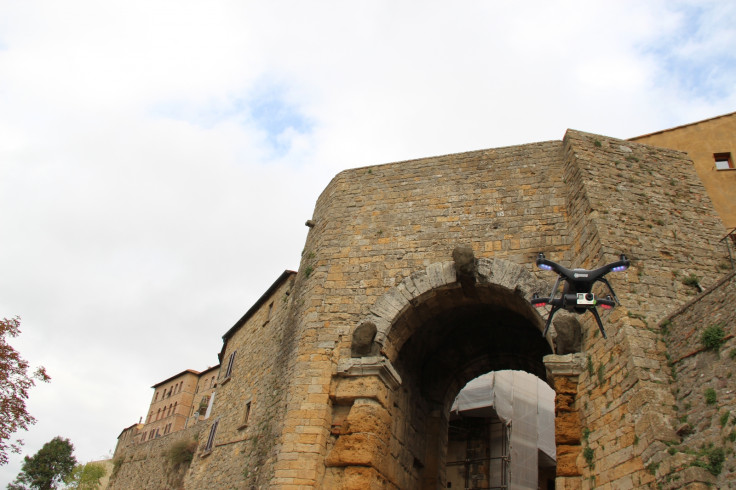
[110,128,736,489]
[630,111,736,230]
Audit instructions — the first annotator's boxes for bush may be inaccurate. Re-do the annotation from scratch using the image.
[704,388,717,405]
[701,324,725,350]
[167,440,197,466]
[692,446,725,476]
[682,274,700,287]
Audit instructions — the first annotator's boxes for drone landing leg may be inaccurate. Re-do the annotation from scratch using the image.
[590,308,607,339]
[542,306,559,338]
[599,278,621,305]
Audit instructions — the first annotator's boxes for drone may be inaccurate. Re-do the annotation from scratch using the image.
[531,252,630,339]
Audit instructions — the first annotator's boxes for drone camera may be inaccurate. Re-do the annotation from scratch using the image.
[576,292,596,306]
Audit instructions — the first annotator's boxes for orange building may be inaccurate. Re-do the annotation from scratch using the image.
[630,111,736,230]
[139,366,220,442]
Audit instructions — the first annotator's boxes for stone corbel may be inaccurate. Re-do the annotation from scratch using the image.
[336,356,402,391]
[543,353,585,382]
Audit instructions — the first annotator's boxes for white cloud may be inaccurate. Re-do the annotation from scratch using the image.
[1,0,735,484]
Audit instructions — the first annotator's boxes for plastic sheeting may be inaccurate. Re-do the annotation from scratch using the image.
[450,371,556,488]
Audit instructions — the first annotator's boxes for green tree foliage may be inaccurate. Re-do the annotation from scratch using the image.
[64,462,107,490]
[0,317,50,465]
[9,436,77,490]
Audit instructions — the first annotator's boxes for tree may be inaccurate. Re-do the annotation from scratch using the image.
[64,462,107,490]
[9,436,77,490]
[1,317,51,465]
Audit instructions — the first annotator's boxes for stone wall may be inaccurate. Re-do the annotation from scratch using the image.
[185,272,296,489]
[557,130,727,489]
[274,139,574,487]
[660,271,736,488]
[108,424,203,490]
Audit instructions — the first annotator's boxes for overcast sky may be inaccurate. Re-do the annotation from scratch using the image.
[1,0,735,484]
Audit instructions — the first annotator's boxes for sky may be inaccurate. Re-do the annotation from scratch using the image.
[1,0,735,485]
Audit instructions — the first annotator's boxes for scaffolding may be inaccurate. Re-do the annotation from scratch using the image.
[448,371,556,490]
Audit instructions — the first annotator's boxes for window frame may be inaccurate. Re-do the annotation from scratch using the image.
[203,419,220,453]
[714,152,734,170]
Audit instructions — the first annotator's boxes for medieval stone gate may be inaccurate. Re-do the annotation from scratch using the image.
[110,129,731,489]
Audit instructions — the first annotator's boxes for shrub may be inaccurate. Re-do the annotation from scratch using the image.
[701,324,725,351]
[705,388,717,405]
[682,274,700,287]
[692,446,725,476]
[167,439,197,466]
[583,447,594,468]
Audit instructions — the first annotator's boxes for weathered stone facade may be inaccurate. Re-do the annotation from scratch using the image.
[109,129,733,489]
[658,271,736,488]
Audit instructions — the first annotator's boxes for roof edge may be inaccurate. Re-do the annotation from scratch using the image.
[151,369,201,388]
[629,111,736,141]
[222,270,297,343]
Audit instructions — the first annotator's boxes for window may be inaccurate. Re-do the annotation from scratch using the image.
[224,351,237,379]
[204,419,219,452]
[198,395,210,415]
[715,152,733,170]
[264,302,274,325]
[239,401,252,430]
[154,391,159,402]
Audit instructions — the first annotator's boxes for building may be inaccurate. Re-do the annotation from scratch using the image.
[630,111,736,230]
[109,129,736,489]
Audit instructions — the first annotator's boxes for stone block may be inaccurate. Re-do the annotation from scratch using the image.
[345,399,391,442]
[556,445,582,477]
[556,411,582,445]
[333,376,391,408]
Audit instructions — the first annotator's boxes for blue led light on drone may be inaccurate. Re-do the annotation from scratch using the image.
[538,263,553,271]
[612,265,627,272]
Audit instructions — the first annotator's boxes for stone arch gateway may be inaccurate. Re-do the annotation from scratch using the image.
[327,256,557,488]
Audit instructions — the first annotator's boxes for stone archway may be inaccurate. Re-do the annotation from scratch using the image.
[325,253,586,489]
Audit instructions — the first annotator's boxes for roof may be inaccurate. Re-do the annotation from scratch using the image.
[151,369,201,388]
[630,111,736,141]
[218,270,296,360]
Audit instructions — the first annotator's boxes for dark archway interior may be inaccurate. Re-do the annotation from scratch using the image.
[389,286,553,489]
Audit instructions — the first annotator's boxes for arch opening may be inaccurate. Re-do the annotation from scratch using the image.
[390,286,554,489]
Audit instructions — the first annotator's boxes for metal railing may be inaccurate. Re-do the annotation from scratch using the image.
[721,227,736,270]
